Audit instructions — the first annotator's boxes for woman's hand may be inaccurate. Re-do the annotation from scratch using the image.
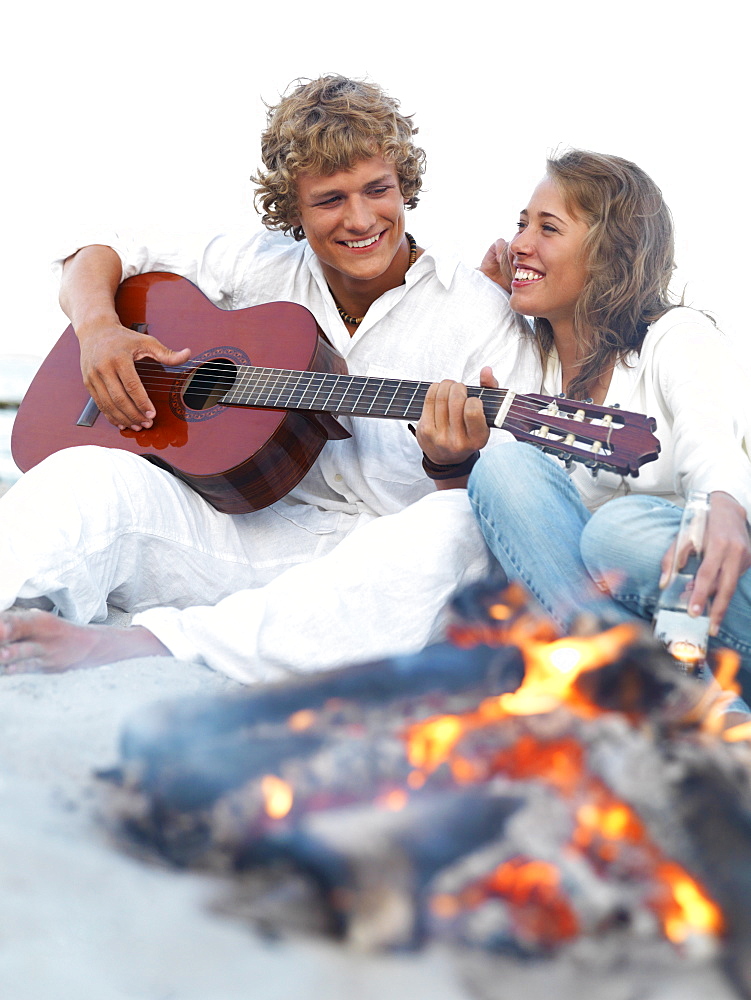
[416,367,498,488]
[661,491,751,634]
[478,239,514,293]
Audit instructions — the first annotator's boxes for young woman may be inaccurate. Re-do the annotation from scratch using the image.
[466,149,751,692]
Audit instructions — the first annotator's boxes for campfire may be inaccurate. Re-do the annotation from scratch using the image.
[103,580,751,999]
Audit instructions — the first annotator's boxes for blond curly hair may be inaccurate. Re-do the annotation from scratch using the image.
[252,75,426,240]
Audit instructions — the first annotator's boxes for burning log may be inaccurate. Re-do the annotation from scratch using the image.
[101,582,751,998]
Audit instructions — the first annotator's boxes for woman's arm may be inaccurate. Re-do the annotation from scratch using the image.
[661,491,751,635]
[654,315,751,629]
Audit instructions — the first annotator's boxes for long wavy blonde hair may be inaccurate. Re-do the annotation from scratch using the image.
[252,75,426,241]
[535,149,676,400]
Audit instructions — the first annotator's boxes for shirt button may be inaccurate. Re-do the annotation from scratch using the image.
[334,474,343,482]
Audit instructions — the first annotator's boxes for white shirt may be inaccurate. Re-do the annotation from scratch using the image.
[541,307,751,516]
[57,227,540,530]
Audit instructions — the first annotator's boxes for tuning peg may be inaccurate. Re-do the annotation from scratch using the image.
[612,402,621,408]
[557,392,567,399]
[584,397,594,404]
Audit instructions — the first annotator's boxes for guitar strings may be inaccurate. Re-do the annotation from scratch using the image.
[110,370,640,465]
[128,367,628,450]
[132,365,625,422]
[125,366,620,458]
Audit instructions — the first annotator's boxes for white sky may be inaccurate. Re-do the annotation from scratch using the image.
[1,0,749,375]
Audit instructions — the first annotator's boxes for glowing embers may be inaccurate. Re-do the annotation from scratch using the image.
[260,774,294,820]
[400,604,737,950]
[431,856,580,949]
[110,580,751,979]
[655,862,724,944]
[404,717,724,948]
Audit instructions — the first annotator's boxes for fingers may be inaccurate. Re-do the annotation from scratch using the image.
[478,239,513,292]
[681,493,751,634]
[658,541,677,589]
[81,330,190,430]
[480,366,499,389]
[86,362,156,430]
[694,546,748,635]
[417,380,490,466]
[478,242,502,281]
[694,558,733,634]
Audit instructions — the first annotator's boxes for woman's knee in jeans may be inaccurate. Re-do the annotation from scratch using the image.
[469,442,575,519]
[470,442,539,498]
[581,496,672,599]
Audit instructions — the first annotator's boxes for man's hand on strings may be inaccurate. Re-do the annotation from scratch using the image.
[78,320,190,431]
[60,245,191,431]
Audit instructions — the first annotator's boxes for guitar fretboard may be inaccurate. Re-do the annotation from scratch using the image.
[221,366,509,425]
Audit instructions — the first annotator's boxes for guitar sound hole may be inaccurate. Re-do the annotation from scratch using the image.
[182,358,237,411]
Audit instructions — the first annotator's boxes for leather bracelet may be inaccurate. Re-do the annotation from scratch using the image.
[422,451,480,481]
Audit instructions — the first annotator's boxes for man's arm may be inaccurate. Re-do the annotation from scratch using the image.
[60,245,190,430]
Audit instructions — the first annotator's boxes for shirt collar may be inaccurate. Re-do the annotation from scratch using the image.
[301,239,460,295]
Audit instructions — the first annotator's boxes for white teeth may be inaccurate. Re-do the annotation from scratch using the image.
[515,268,543,281]
[343,234,380,248]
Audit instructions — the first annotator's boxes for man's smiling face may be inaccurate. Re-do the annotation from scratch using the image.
[294,156,408,291]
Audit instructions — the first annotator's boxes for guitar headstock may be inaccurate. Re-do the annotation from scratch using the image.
[499,393,660,476]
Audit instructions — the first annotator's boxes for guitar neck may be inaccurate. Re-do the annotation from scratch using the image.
[217,362,661,478]
[221,366,507,425]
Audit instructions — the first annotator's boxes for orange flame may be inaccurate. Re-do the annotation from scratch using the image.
[376,788,409,812]
[260,774,294,820]
[497,624,638,718]
[713,648,742,694]
[723,721,751,743]
[433,856,579,946]
[404,624,637,777]
[653,862,725,941]
[287,708,317,731]
[410,595,727,947]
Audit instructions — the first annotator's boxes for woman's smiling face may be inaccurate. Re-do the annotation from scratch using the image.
[508,176,591,331]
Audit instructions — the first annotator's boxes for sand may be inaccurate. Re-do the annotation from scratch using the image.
[0,653,472,1000]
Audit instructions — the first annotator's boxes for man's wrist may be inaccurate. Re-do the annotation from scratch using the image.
[422,451,480,481]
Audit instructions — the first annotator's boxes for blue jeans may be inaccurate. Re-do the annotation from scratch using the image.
[468,442,751,695]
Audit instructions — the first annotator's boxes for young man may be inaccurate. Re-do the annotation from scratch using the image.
[0,75,538,681]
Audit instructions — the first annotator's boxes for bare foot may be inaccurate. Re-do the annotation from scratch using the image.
[0,608,171,674]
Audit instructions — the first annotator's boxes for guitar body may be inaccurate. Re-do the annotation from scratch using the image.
[12,273,662,514]
[12,273,349,514]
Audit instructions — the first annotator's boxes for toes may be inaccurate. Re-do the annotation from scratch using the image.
[0,636,42,670]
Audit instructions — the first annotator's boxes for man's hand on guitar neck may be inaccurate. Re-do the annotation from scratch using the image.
[60,246,191,430]
[417,366,499,490]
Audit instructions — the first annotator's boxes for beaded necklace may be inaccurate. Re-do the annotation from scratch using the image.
[335,233,418,327]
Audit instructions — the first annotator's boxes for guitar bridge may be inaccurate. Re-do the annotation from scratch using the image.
[75,396,101,428]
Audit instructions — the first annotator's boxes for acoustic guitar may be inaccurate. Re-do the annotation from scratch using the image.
[12,272,660,514]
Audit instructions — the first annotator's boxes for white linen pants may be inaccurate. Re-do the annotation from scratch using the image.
[1,446,492,682]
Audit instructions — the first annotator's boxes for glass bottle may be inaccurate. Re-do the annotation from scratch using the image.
[653,490,711,673]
